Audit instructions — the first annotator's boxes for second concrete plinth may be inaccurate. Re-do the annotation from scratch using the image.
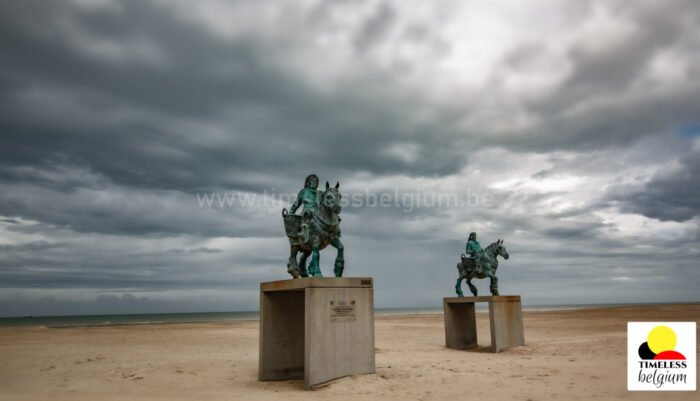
[444,295,524,353]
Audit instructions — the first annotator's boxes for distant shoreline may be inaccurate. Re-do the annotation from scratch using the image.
[1,302,698,328]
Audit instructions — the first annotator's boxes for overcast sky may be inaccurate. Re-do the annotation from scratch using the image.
[1,0,699,317]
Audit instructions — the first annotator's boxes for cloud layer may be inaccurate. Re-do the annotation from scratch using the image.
[1,0,699,316]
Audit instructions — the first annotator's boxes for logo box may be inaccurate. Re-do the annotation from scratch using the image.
[628,322,696,391]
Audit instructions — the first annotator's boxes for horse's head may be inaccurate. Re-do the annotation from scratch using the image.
[487,239,509,260]
[321,181,342,215]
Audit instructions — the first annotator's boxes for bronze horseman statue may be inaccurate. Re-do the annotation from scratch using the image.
[282,174,344,278]
[456,232,510,296]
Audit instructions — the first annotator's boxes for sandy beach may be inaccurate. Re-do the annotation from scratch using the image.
[0,304,697,401]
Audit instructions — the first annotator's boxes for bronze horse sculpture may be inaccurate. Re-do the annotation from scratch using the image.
[456,239,509,296]
[283,181,344,278]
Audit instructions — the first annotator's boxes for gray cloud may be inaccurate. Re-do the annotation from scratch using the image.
[609,146,700,222]
[0,0,471,194]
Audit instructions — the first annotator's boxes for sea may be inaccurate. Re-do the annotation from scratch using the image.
[0,303,679,328]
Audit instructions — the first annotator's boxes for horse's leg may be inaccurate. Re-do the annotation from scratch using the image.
[287,245,300,278]
[299,251,310,278]
[331,237,344,277]
[455,274,464,297]
[308,239,322,277]
[467,276,478,296]
[487,272,499,296]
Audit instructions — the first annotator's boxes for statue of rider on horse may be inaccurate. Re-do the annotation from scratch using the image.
[456,232,510,297]
[282,174,344,278]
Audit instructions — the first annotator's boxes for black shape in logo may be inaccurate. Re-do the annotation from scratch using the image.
[638,341,656,360]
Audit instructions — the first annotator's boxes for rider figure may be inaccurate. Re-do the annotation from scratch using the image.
[290,174,319,217]
[466,232,485,273]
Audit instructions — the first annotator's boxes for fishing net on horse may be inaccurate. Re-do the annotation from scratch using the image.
[282,210,302,238]
[458,254,476,276]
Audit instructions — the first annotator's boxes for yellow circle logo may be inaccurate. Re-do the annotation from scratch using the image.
[647,325,677,354]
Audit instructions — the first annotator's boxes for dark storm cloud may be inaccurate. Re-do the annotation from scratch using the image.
[353,1,395,52]
[0,222,282,291]
[564,5,681,92]
[171,247,222,254]
[0,179,284,237]
[490,1,700,151]
[1,0,697,198]
[0,240,66,252]
[0,0,469,200]
[608,146,700,222]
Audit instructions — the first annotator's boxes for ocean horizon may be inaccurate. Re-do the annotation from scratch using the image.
[1,301,697,328]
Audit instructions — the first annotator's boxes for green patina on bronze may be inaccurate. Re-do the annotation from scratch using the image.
[282,174,344,278]
[290,174,320,215]
[456,233,510,297]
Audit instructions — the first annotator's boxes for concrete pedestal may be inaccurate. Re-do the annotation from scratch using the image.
[443,295,524,353]
[259,277,375,390]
